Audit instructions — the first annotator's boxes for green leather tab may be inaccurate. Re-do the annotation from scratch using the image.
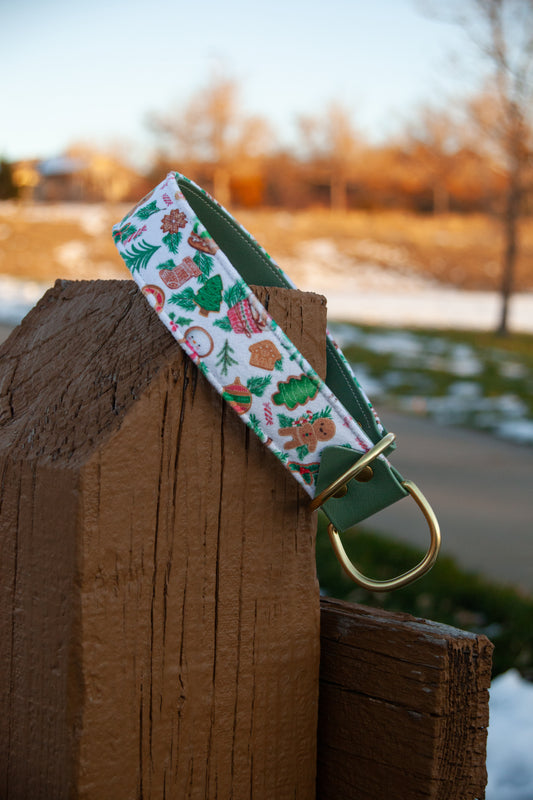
[179,175,389,450]
[316,446,408,530]
[179,175,407,525]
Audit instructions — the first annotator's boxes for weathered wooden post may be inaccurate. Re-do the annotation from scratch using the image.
[0,278,326,799]
[317,598,493,800]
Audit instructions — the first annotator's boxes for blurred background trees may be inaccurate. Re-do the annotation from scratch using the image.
[147,73,274,208]
[421,0,533,333]
[3,0,533,335]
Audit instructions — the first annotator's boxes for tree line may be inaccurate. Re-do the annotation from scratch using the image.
[2,0,532,335]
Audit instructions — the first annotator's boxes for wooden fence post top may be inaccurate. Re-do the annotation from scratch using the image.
[1,278,326,800]
[318,596,493,800]
[0,278,326,466]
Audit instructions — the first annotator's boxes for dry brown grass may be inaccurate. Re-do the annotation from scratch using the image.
[237,209,533,291]
[1,201,533,291]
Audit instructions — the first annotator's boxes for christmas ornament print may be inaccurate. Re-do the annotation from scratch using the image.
[222,376,272,415]
[113,171,387,498]
[222,377,252,415]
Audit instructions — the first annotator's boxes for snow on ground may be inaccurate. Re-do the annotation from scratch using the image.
[328,321,533,446]
[486,670,533,800]
[0,274,52,326]
[284,238,533,334]
[1,233,533,333]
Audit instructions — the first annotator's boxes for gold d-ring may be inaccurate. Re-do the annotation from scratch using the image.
[310,432,396,512]
[327,480,441,592]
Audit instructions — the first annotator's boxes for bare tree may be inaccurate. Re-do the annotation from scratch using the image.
[401,104,463,213]
[149,74,274,207]
[297,102,362,211]
[421,0,533,334]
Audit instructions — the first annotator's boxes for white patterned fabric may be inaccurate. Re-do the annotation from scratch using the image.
[113,172,384,497]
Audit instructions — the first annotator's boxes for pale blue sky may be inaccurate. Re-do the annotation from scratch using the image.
[1,0,477,167]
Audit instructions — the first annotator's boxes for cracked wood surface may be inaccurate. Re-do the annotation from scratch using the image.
[317,598,493,800]
[0,279,326,799]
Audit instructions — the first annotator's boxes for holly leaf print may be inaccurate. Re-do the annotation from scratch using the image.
[136,201,160,220]
[223,280,248,309]
[193,250,214,282]
[123,241,161,273]
[247,376,272,397]
[213,317,233,332]
[168,287,196,311]
[277,412,294,428]
[162,231,182,253]
[296,444,309,460]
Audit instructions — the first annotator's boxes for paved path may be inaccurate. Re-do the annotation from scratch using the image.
[370,410,533,593]
[2,322,531,591]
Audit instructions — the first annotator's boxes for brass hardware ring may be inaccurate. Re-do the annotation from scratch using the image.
[327,479,441,592]
[310,432,396,512]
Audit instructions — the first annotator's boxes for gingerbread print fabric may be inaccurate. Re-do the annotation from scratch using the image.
[113,172,380,497]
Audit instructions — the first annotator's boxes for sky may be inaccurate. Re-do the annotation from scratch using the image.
[1,0,479,169]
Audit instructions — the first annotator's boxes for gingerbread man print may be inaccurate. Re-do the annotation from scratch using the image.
[278,416,336,453]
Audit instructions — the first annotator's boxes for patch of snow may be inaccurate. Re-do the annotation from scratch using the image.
[0,275,52,325]
[496,420,533,445]
[54,240,92,274]
[447,381,483,399]
[0,200,116,236]
[499,361,528,380]
[486,670,533,800]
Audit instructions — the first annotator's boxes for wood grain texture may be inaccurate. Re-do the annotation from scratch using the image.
[0,279,327,799]
[317,597,493,800]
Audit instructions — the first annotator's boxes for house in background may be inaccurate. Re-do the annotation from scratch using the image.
[36,156,87,202]
[11,151,145,203]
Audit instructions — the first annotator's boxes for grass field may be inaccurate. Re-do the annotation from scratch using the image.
[2,201,533,291]
[330,321,533,443]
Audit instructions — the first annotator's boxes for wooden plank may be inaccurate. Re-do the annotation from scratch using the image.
[0,279,326,799]
[317,597,493,800]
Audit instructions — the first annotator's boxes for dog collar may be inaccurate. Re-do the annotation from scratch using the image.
[113,172,440,590]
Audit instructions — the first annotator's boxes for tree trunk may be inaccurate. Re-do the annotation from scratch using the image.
[433,180,449,215]
[330,172,347,212]
[213,165,231,208]
[496,165,521,336]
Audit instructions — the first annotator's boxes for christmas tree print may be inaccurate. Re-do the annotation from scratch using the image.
[272,374,320,410]
[136,200,160,220]
[216,339,238,376]
[169,274,223,316]
[194,275,223,316]
[123,240,161,273]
